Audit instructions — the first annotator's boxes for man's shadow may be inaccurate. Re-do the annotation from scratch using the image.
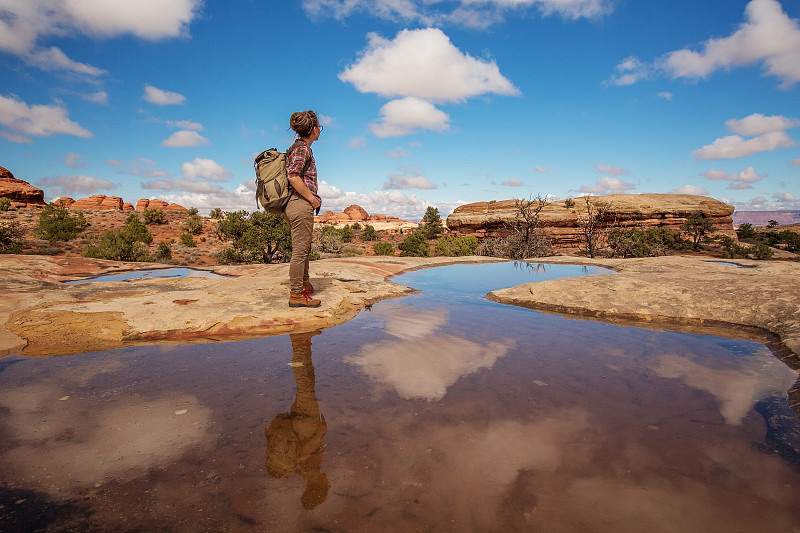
[265,331,330,510]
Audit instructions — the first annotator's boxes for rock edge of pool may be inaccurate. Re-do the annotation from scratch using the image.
[1,254,799,363]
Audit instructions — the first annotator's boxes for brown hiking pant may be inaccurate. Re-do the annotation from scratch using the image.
[285,195,314,294]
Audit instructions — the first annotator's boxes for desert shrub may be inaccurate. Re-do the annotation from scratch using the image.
[154,241,172,262]
[352,222,362,231]
[34,203,87,243]
[210,208,223,219]
[361,224,378,241]
[84,214,153,261]
[736,223,756,240]
[607,227,685,258]
[342,245,363,256]
[767,220,779,228]
[340,225,354,243]
[0,221,23,254]
[776,230,800,253]
[215,210,291,264]
[187,207,199,216]
[719,236,749,259]
[399,231,431,257]
[0,197,11,211]
[180,233,196,247]
[182,214,203,235]
[419,206,444,239]
[750,243,775,260]
[373,241,394,256]
[564,198,575,209]
[142,207,167,225]
[434,235,479,257]
[319,225,344,253]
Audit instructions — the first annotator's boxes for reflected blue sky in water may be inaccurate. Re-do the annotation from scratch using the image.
[1,262,799,532]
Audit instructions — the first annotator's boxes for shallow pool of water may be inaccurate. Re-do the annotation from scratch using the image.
[64,267,225,284]
[2,262,798,532]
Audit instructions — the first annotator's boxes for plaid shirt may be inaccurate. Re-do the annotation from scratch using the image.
[287,140,320,205]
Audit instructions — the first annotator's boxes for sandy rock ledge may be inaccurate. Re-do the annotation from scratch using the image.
[0,255,503,357]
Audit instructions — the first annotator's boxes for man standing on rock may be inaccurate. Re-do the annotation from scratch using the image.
[285,110,323,308]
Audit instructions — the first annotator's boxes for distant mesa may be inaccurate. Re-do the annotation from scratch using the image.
[732,211,800,227]
[54,195,187,212]
[447,194,738,249]
[0,165,46,208]
[316,204,405,225]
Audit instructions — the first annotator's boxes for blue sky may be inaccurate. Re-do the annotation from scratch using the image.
[1,0,799,220]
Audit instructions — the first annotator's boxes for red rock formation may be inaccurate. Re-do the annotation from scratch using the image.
[136,199,150,211]
[148,199,169,210]
[0,165,46,207]
[53,197,75,207]
[122,203,135,211]
[70,195,107,210]
[99,196,123,210]
[446,194,737,248]
[344,204,369,221]
[166,203,188,212]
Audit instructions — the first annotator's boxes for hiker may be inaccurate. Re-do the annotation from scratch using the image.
[285,110,323,308]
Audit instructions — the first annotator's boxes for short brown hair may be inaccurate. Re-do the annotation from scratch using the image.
[289,110,319,138]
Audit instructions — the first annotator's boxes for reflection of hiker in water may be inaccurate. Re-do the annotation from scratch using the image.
[265,331,329,510]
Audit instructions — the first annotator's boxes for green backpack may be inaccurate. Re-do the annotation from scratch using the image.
[254,141,310,214]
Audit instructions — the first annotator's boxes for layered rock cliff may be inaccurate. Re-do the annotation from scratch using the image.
[446,194,737,248]
[0,166,46,207]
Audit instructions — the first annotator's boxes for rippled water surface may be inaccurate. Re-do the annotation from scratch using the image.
[2,262,799,532]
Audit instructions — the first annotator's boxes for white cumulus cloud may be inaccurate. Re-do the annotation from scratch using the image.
[0,94,92,141]
[161,130,211,147]
[370,97,450,138]
[37,175,116,198]
[384,167,437,190]
[725,113,800,136]
[181,158,232,181]
[670,184,709,195]
[693,130,794,160]
[662,0,800,88]
[340,28,519,102]
[144,85,186,106]
[701,166,766,189]
[579,176,636,195]
[0,0,202,75]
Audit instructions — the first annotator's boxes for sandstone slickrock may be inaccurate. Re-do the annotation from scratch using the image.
[0,166,46,207]
[446,194,737,248]
[344,204,369,221]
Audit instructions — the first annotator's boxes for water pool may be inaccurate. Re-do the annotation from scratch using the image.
[64,267,225,284]
[1,262,798,532]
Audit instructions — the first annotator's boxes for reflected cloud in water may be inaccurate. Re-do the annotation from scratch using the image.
[348,307,514,400]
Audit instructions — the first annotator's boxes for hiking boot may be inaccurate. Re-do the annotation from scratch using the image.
[303,280,314,293]
[289,291,321,308]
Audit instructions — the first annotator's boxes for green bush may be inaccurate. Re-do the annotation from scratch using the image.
[607,227,685,258]
[564,198,575,209]
[361,224,378,241]
[215,210,291,264]
[0,221,23,254]
[0,197,11,211]
[209,208,223,219]
[398,231,431,257]
[719,235,749,259]
[180,233,196,247]
[352,222,362,231]
[736,223,756,240]
[182,214,203,235]
[373,241,394,256]
[340,225,354,243]
[154,241,172,262]
[319,225,344,253]
[681,213,716,249]
[123,214,153,245]
[187,207,199,216]
[750,243,774,260]
[83,213,153,261]
[434,235,479,256]
[34,203,87,243]
[142,207,167,225]
[777,230,800,253]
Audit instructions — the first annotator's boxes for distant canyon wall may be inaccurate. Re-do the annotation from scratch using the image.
[446,194,737,248]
